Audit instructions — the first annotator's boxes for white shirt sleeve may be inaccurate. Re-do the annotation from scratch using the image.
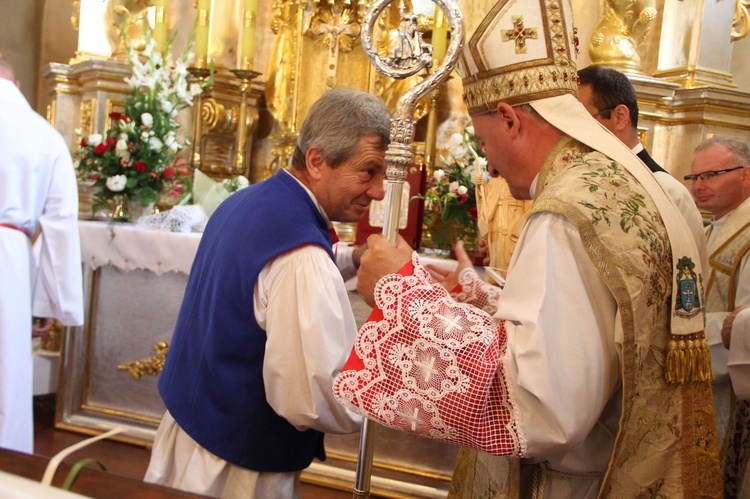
[255,244,362,434]
[31,136,84,326]
[499,212,621,457]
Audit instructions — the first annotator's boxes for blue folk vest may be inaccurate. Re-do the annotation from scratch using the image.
[159,170,335,471]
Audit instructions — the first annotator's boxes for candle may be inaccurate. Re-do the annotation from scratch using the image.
[239,0,258,70]
[194,0,212,68]
[432,6,448,63]
[153,0,168,53]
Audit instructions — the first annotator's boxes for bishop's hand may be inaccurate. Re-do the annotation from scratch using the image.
[425,240,475,292]
[357,234,413,307]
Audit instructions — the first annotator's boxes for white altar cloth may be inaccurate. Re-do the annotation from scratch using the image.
[78,220,202,275]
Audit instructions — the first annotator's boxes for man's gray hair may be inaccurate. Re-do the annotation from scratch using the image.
[291,88,391,170]
[695,136,750,165]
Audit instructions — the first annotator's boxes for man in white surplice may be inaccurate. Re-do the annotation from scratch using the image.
[0,52,84,454]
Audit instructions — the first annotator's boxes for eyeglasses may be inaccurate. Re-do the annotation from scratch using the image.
[591,107,615,119]
[683,165,746,183]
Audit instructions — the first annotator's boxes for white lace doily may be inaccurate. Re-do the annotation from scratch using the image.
[136,205,208,233]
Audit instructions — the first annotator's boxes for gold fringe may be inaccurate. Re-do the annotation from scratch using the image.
[665,332,712,384]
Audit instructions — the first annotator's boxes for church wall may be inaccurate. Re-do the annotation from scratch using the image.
[0,0,44,107]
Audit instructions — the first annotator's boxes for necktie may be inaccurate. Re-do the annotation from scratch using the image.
[329,227,340,245]
[329,227,339,259]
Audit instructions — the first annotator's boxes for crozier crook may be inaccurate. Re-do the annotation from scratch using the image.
[359,0,463,245]
[352,1,464,496]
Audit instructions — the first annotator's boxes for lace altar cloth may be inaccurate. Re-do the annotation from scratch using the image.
[333,254,524,456]
[78,220,202,275]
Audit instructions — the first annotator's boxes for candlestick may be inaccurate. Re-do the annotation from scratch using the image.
[432,6,448,63]
[187,67,211,168]
[239,0,258,70]
[194,0,212,68]
[230,69,262,174]
[153,0,168,53]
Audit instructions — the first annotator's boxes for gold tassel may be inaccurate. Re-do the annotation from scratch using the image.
[677,339,687,383]
[666,339,678,383]
[703,338,713,381]
[665,332,712,384]
[685,338,695,381]
[693,342,704,381]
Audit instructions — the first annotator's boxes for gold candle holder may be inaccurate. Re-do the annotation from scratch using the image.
[187,67,211,168]
[230,69,261,175]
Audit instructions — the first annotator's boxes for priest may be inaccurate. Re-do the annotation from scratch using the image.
[332,0,722,496]
[0,52,83,455]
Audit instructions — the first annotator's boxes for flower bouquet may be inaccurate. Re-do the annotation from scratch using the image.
[76,28,208,219]
[421,119,488,253]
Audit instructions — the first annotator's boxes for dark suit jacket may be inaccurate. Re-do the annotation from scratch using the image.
[637,148,668,174]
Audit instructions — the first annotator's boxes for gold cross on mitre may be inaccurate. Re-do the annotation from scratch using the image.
[501,16,537,53]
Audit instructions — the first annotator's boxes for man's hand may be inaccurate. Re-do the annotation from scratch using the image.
[722,304,750,349]
[32,317,54,337]
[357,234,413,307]
[425,240,475,292]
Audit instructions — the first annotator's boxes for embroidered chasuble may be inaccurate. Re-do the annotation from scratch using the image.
[334,138,722,498]
[707,196,750,498]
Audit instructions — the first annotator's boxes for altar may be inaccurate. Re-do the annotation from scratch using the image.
[57,220,458,497]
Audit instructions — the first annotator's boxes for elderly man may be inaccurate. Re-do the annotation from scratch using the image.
[332,1,722,497]
[145,88,391,498]
[0,52,83,454]
[687,137,750,498]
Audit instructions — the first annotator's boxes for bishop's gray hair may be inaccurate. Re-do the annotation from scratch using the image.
[291,88,391,170]
[694,136,750,165]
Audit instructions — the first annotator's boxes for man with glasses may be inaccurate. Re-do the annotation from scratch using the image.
[688,137,750,498]
[577,66,706,260]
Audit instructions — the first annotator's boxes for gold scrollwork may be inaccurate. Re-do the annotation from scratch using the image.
[116,341,169,380]
[79,99,95,137]
[202,97,234,134]
[307,4,362,53]
[732,0,750,42]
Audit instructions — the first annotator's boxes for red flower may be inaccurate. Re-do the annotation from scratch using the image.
[469,206,478,219]
[163,167,176,181]
[80,137,88,147]
[134,161,148,173]
[109,112,130,122]
[106,137,116,149]
[93,143,108,156]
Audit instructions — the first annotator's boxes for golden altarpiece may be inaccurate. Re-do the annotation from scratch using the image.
[29,0,750,497]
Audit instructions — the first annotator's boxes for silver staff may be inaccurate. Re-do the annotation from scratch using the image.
[353,1,463,496]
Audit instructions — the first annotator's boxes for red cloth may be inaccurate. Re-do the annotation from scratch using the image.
[333,257,523,456]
